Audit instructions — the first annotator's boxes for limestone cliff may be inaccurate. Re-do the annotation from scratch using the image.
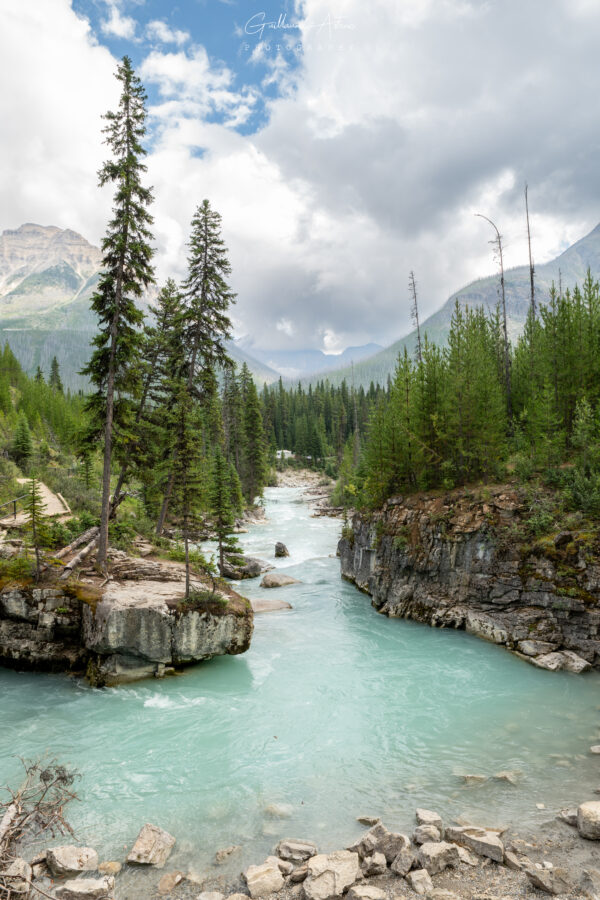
[0,555,253,684]
[339,486,600,671]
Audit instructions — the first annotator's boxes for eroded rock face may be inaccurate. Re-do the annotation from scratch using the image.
[338,488,600,669]
[0,587,84,672]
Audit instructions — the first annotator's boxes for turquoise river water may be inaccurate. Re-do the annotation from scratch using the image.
[1,485,600,878]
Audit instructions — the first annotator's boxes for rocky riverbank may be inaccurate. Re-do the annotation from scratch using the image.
[276,469,339,517]
[6,802,600,899]
[339,485,600,671]
[0,551,253,685]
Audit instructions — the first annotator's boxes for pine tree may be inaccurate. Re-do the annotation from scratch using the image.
[211,448,243,576]
[12,411,33,466]
[23,476,47,582]
[240,363,268,504]
[35,366,45,384]
[81,56,155,569]
[49,356,63,393]
[155,201,235,534]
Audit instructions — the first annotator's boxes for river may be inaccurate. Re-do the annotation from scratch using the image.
[1,485,600,880]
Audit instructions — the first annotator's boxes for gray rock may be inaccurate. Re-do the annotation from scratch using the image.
[390,847,416,876]
[303,851,360,900]
[591,746,600,755]
[444,825,504,862]
[525,866,570,895]
[558,808,578,826]
[127,823,176,867]
[264,855,293,876]
[0,858,32,894]
[457,773,487,785]
[503,850,522,870]
[223,556,272,579]
[346,886,385,900]
[244,862,284,898]
[417,841,459,875]
[348,823,410,864]
[356,816,380,827]
[493,770,520,785]
[54,877,115,899]
[413,824,440,844]
[532,650,591,673]
[578,801,600,839]
[159,872,185,894]
[415,808,442,831]
[97,861,121,875]
[289,864,308,883]
[215,845,241,864]
[457,846,479,867]
[46,845,98,876]
[517,639,557,656]
[581,868,600,899]
[405,868,433,895]
[197,893,224,900]
[260,573,301,588]
[275,543,290,558]
[276,839,318,862]
[360,852,387,876]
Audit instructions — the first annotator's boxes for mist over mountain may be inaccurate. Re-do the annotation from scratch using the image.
[313,222,600,388]
[237,342,383,380]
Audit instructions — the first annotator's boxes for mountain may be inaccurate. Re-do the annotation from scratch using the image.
[314,222,600,388]
[237,341,383,379]
[0,224,278,389]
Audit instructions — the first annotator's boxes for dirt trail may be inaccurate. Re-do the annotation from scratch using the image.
[0,478,71,527]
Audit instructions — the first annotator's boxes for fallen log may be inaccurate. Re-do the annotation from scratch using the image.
[54,526,99,560]
[59,534,100,581]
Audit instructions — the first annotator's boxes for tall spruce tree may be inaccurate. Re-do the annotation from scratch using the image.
[24,476,47,582]
[240,363,268,504]
[155,200,235,534]
[211,447,243,576]
[13,411,33,466]
[49,357,63,393]
[82,56,154,569]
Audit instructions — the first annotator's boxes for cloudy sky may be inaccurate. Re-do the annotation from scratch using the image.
[2,0,599,354]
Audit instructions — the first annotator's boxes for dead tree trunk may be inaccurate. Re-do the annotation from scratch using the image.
[409,270,423,364]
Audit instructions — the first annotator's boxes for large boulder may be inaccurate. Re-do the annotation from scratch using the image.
[415,809,443,831]
[275,543,290,558]
[413,825,441,844]
[47,845,99,876]
[260,573,301,589]
[222,556,273,579]
[303,851,360,900]
[54,877,115,900]
[275,839,318,862]
[348,823,410,864]
[417,841,459,875]
[525,867,571,895]
[532,650,591,673]
[578,801,600,839]
[127,823,175,867]
[444,825,504,862]
[390,847,415,876]
[406,869,434,895]
[361,852,387,876]
[244,861,284,898]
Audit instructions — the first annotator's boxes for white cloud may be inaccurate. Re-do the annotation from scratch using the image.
[100,1,137,39]
[145,20,190,46]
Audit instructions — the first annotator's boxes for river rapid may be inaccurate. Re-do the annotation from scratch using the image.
[1,484,600,880]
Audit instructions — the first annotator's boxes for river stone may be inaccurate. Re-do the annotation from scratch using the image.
[54,877,115,899]
[417,841,459,875]
[197,892,224,900]
[215,845,241,864]
[303,850,360,900]
[97,861,121,875]
[245,862,284,898]
[525,866,570,895]
[265,802,294,818]
[458,773,487,785]
[517,640,557,657]
[360,852,387,876]
[413,824,441,844]
[0,858,32,894]
[346,886,385,900]
[503,850,522,870]
[276,839,318,861]
[47,845,99,876]
[260,573,301,588]
[348,823,410,863]
[591,746,600,755]
[578,801,600,839]
[356,816,380,827]
[415,809,442,831]
[275,542,289,558]
[159,872,185,894]
[406,869,433,895]
[390,847,415,876]
[581,868,600,899]
[444,826,504,862]
[289,864,309,883]
[493,770,520,785]
[533,650,591,673]
[265,855,294,876]
[127,823,175,867]
[558,808,578,826]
